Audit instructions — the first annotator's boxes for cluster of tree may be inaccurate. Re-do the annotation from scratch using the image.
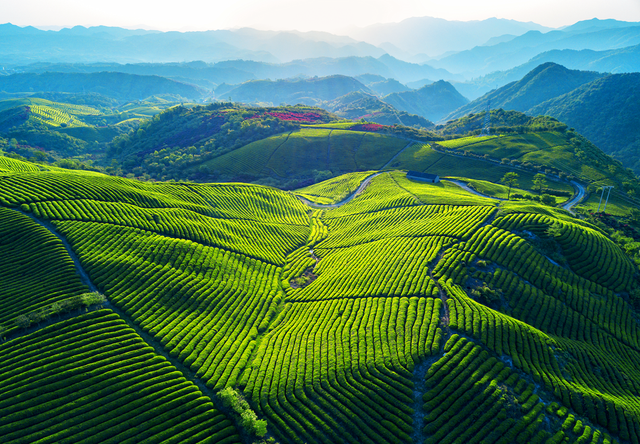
[438,110,567,136]
[14,292,106,330]
[501,172,557,206]
[217,387,268,439]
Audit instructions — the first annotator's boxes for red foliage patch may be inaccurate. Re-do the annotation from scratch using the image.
[265,112,323,122]
[351,123,385,131]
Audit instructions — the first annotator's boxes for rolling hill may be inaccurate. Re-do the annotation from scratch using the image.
[0,157,640,444]
[104,104,640,210]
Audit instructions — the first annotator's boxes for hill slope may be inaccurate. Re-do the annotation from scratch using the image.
[0,164,639,444]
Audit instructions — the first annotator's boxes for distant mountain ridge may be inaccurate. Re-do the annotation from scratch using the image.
[0,23,384,65]
[444,63,604,121]
[0,72,206,101]
[3,18,638,85]
[345,16,551,58]
[217,75,373,105]
[383,80,469,122]
[321,91,434,128]
[430,21,640,77]
[12,56,461,87]
[451,43,640,100]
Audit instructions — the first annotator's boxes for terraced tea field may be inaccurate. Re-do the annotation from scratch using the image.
[0,160,638,444]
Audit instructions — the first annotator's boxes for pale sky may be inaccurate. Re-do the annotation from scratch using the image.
[3,0,640,33]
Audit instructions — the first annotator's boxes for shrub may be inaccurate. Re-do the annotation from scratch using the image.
[218,386,267,437]
[81,292,107,306]
[15,314,30,329]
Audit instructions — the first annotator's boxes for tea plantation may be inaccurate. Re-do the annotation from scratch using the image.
[0,161,639,444]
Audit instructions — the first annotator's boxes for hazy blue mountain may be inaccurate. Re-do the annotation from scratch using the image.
[345,16,551,58]
[406,79,434,89]
[14,61,257,90]
[383,80,468,122]
[367,79,410,96]
[0,72,206,101]
[450,43,640,100]
[515,44,640,75]
[430,22,640,77]
[212,55,458,84]
[0,24,385,66]
[354,74,387,84]
[217,75,373,105]
[528,73,640,174]
[444,63,604,120]
[321,91,434,128]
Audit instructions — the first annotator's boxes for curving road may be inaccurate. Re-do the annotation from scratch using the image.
[446,179,506,201]
[562,180,586,214]
[298,170,587,216]
[297,172,382,209]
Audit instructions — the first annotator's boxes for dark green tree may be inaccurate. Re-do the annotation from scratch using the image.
[501,172,519,200]
[533,173,547,194]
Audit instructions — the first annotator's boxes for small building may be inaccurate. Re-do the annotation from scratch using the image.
[406,171,440,184]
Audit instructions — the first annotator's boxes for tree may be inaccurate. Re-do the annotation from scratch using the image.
[541,194,557,206]
[533,173,547,194]
[501,172,519,200]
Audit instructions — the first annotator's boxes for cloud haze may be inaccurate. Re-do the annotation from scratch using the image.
[4,0,640,32]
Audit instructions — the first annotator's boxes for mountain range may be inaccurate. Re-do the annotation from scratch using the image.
[429,20,640,77]
[2,18,639,83]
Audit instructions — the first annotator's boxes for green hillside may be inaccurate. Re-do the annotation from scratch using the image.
[430,111,640,215]
[528,73,640,175]
[195,127,409,183]
[0,162,639,443]
[0,95,201,168]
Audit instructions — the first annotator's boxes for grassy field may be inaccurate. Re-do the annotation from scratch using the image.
[0,158,638,444]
